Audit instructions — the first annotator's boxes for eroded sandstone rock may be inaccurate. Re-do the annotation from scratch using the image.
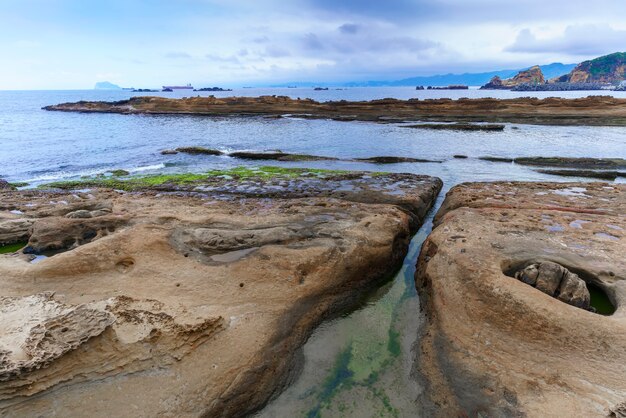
[416,181,625,417]
[0,171,441,417]
[515,261,590,310]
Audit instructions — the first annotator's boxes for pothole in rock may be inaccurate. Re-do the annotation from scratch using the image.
[22,218,126,263]
[23,246,72,263]
[588,283,616,315]
[504,261,616,315]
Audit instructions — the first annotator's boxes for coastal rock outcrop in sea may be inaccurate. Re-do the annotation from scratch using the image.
[415,181,625,417]
[481,65,545,90]
[0,168,441,417]
[553,52,626,84]
[42,95,626,126]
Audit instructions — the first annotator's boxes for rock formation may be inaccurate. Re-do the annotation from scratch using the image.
[42,95,626,126]
[515,261,590,309]
[0,169,441,417]
[553,52,626,84]
[415,181,625,417]
[481,65,545,90]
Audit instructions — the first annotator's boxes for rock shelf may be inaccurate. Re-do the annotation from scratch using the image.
[43,95,626,126]
[415,181,626,417]
[0,168,441,417]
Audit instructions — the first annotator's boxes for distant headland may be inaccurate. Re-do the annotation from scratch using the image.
[480,52,626,91]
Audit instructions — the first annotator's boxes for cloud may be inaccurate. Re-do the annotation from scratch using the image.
[507,25,626,56]
[296,23,439,57]
[164,51,192,59]
[338,23,360,34]
[205,53,240,63]
[302,33,324,50]
[252,35,270,44]
[263,45,291,58]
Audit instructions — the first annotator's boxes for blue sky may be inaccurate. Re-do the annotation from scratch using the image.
[2,0,626,89]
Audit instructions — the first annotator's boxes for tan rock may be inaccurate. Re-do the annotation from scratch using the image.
[416,181,626,417]
[42,95,626,126]
[0,172,441,417]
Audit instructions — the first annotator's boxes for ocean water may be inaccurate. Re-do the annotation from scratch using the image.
[1,87,626,186]
[1,87,625,417]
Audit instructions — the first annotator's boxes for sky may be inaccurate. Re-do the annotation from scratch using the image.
[1,0,626,89]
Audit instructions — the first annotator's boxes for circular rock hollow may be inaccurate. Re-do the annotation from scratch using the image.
[115,258,135,273]
[504,260,616,315]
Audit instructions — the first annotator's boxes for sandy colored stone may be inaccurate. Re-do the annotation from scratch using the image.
[415,181,626,417]
[43,95,626,126]
[0,172,440,417]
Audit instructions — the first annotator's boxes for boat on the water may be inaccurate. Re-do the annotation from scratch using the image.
[162,83,194,90]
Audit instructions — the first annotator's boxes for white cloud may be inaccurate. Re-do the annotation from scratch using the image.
[507,25,626,56]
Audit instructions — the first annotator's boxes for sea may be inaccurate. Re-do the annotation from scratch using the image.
[1,87,625,417]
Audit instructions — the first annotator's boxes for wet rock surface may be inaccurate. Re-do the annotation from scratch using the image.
[416,181,625,417]
[537,169,626,180]
[354,156,440,164]
[0,171,441,417]
[480,156,626,169]
[403,123,505,131]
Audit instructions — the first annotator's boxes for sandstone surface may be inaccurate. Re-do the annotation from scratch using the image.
[43,95,626,126]
[0,169,441,417]
[415,181,626,417]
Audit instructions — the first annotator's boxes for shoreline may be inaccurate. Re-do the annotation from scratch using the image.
[44,95,626,126]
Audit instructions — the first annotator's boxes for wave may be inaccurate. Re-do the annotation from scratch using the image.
[128,163,165,173]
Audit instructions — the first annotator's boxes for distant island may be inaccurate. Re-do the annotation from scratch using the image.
[94,81,122,90]
[481,52,626,91]
[193,87,232,92]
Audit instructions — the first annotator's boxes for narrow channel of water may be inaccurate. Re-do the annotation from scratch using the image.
[256,191,444,418]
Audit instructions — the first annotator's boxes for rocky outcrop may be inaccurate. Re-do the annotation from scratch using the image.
[42,95,626,126]
[481,156,626,169]
[415,181,625,417]
[481,66,545,90]
[553,52,626,84]
[0,170,441,417]
[537,169,626,181]
[515,261,590,309]
[403,123,505,131]
[512,82,607,91]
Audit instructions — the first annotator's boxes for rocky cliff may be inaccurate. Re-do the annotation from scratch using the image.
[552,52,626,84]
[481,65,545,89]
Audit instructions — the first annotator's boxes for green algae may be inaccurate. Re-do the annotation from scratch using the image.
[297,234,427,418]
[589,284,616,315]
[42,172,210,191]
[40,166,371,191]
[0,242,27,254]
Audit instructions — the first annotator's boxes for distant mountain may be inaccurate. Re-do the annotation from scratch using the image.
[94,81,122,90]
[553,52,626,84]
[273,63,575,88]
